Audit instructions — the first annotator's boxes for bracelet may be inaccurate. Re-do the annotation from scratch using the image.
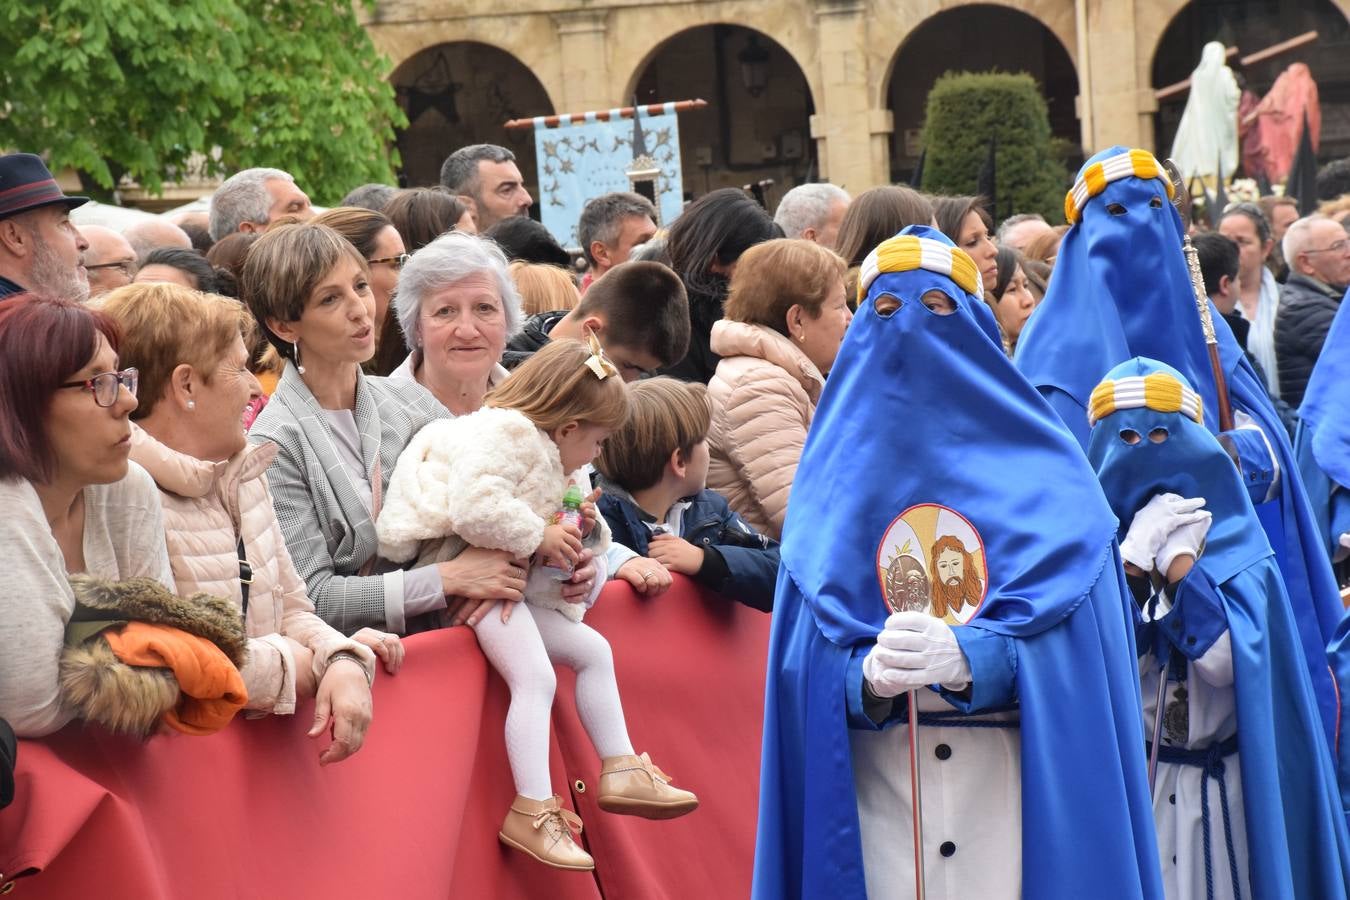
[328,651,373,686]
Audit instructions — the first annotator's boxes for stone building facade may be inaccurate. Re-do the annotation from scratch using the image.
[363,0,1350,208]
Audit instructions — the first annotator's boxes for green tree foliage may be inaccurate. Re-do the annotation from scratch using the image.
[920,71,1069,224]
[0,0,405,204]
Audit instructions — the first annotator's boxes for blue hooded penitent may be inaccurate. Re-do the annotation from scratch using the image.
[1296,293,1350,558]
[753,227,1162,899]
[1298,296,1350,822]
[1014,146,1344,749]
[1088,357,1350,896]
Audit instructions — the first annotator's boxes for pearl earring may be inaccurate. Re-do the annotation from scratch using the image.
[293,341,306,375]
[187,400,196,410]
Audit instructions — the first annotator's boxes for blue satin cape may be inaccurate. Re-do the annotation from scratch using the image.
[1089,358,1350,897]
[753,227,1162,900]
[1014,146,1343,748]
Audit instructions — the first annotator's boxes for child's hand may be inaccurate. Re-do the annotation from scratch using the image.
[616,557,674,596]
[648,533,705,576]
[579,487,602,538]
[539,522,584,568]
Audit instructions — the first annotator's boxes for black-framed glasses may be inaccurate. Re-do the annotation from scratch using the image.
[84,261,136,277]
[1305,239,1350,255]
[368,253,410,269]
[58,368,139,407]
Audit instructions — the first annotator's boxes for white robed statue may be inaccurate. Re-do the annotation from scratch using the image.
[1170,42,1240,181]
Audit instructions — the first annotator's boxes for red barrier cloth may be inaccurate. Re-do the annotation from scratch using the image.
[0,578,769,898]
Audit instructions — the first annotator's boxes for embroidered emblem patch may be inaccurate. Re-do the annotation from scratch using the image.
[876,503,988,624]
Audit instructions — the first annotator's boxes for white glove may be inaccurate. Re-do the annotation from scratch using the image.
[1155,510,1212,575]
[1120,493,1209,572]
[862,611,972,698]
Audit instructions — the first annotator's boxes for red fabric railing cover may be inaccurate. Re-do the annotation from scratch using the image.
[0,578,769,899]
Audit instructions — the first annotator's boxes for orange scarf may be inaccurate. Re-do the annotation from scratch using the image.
[103,622,248,735]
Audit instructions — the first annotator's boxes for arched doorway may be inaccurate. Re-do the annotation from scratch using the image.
[1152,0,1350,168]
[629,25,814,204]
[390,42,554,194]
[885,4,1081,183]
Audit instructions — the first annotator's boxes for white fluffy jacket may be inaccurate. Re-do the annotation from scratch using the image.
[376,407,610,622]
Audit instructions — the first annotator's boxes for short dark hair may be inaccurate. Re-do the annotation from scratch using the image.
[179,221,214,254]
[577,192,657,266]
[141,247,219,293]
[384,187,468,253]
[667,188,778,294]
[1193,232,1240,296]
[575,261,690,367]
[0,293,122,482]
[486,217,571,267]
[341,183,399,212]
[439,144,515,196]
[834,186,935,268]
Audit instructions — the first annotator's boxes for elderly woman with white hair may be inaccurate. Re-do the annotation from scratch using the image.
[388,230,521,414]
[242,222,534,636]
[385,230,612,602]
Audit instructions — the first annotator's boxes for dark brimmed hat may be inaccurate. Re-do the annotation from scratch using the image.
[0,153,89,221]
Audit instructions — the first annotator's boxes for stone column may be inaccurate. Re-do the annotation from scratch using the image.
[553,10,613,113]
[810,0,891,191]
[1077,0,1152,152]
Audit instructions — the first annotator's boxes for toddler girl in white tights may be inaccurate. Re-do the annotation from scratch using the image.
[376,337,697,871]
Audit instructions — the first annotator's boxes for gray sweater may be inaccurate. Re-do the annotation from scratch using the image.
[0,464,173,736]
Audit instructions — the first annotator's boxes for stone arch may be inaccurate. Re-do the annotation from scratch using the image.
[388,41,555,190]
[881,2,1081,181]
[619,23,818,199]
[613,12,820,113]
[872,0,1078,109]
[1148,0,1350,164]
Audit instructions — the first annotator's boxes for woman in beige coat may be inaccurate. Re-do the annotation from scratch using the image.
[707,239,851,540]
[100,283,390,766]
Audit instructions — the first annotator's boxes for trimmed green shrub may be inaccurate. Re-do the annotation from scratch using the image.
[920,71,1070,224]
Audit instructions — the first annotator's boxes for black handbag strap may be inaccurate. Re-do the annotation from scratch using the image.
[237,537,253,618]
[0,717,16,810]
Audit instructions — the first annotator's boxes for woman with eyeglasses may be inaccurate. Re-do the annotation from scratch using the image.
[241,223,539,640]
[0,292,175,736]
[313,207,407,376]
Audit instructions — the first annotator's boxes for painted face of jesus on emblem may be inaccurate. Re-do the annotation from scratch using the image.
[876,504,988,624]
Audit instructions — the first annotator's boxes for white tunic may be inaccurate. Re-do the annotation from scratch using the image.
[850,688,1021,900]
[1140,590,1248,900]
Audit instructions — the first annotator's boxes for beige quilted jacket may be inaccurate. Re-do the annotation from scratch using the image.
[706,320,824,540]
[130,427,375,715]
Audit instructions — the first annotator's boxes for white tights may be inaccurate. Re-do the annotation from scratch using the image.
[472,602,634,801]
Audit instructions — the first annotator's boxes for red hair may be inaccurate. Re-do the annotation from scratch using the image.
[0,293,122,483]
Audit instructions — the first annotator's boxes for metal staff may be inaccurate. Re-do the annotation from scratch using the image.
[1163,158,1236,433]
[1183,235,1236,431]
[908,690,925,900]
[1148,663,1167,791]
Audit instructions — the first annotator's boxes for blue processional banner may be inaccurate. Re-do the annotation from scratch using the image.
[531,103,683,250]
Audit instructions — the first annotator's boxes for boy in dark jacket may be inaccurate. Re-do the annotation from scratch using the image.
[595,377,778,611]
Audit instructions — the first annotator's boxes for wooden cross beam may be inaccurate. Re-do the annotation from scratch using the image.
[1154,30,1319,102]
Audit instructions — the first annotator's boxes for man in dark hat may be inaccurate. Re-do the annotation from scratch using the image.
[0,153,90,301]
